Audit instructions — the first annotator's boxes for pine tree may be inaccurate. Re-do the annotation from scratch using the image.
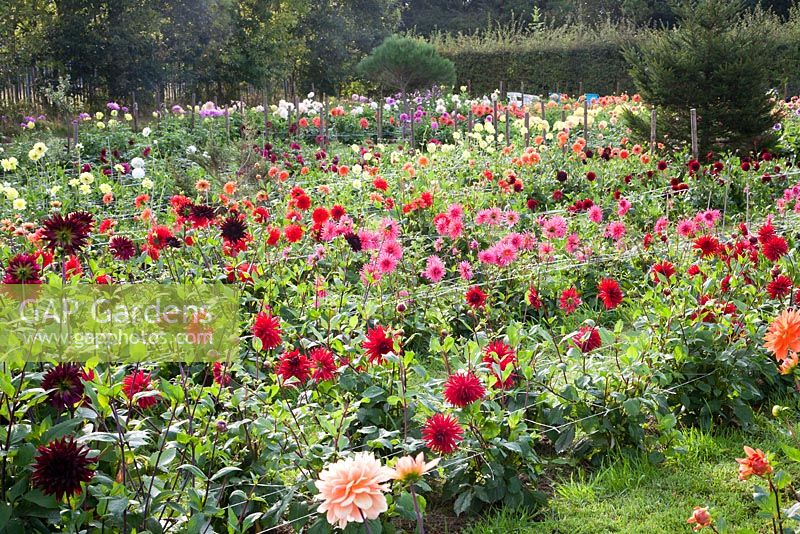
[624,0,782,154]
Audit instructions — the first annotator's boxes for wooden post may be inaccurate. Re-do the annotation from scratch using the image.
[467,79,472,94]
[467,109,473,133]
[690,108,698,159]
[263,88,269,145]
[376,96,383,140]
[190,92,196,130]
[578,81,583,97]
[649,108,657,154]
[225,105,231,138]
[132,91,139,132]
[293,92,300,137]
[73,121,79,147]
[287,104,293,140]
[403,96,409,144]
[493,99,498,151]
[615,80,621,95]
[321,94,327,146]
[540,100,546,121]
[504,106,510,147]
[524,111,530,147]
[499,80,505,101]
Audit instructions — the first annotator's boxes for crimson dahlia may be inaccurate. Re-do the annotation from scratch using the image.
[422,413,464,454]
[443,371,485,407]
[32,437,95,500]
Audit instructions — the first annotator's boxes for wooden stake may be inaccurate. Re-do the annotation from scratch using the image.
[505,106,510,147]
[493,99,498,151]
[690,108,698,159]
[540,100,546,121]
[649,108,657,154]
[377,96,383,140]
[524,111,530,147]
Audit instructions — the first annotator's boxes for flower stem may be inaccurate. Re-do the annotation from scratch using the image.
[410,485,426,534]
[360,509,374,534]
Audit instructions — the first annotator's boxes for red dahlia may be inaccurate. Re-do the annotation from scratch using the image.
[362,325,399,364]
[597,278,623,310]
[651,261,676,283]
[482,340,517,389]
[443,371,485,407]
[252,311,282,350]
[32,437,95,500]
[571,326,602,352]
[767,275,793,300]
[219,215,248,245]
[41,211,94,254]
[212,361,231,386]
[559,287,582,314]
[693,235,719,257]
[762,236,788,262]
[122,370,159,409]
[42,363,85,411]
[422,413,464,454]
[277,349,311,385]
[465,285,487,309]
[3,253,42,284]
[527,286,542,309]
[309,347,338,382]
[108,235,136,260]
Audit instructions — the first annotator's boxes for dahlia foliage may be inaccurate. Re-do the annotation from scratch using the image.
[1,90,799,531]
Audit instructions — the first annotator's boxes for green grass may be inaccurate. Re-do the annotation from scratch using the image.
[465,415,798,533]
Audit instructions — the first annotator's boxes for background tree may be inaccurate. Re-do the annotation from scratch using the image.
[624,0,783,153]
[357,35,456,94]
[295,0,401,94]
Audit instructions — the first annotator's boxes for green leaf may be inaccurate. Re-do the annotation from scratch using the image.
[178,464,208,481]
[782,444,800,463]
[210,466,241,481]
[554,424,575,454]
[453,490,473,516]
[622,398,640,417]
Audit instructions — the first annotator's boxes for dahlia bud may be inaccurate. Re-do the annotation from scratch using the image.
[216,420,228,433]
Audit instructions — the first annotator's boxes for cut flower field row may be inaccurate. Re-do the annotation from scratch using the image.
[0,91,799,533]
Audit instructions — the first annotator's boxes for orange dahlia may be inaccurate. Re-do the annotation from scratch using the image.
[764,309,800,364]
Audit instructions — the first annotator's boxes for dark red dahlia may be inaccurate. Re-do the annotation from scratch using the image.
[330,205,346,220]
[362,325,398,364]
[189,204,218,228]
[465,285,487,309]
[571,326,602,352]
[422,413,464,454]
[482,340,517,389]
[597,278,623,310]
[220,215,248,245]
[108,235,136,261]
[41,212,94,254]
[344,232,362,252]
[252,312,282,351]
[41,363,85,411]
[767,275,793,300]
[762,236,788,262]
[3,253,42,284]
[277,349,311,385]
[443,372,485,407]
[122,370,159,409]
[310,347,337,382]
[32,437,95,500]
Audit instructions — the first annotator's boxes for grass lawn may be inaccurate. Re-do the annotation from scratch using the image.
[465,413,798,533]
